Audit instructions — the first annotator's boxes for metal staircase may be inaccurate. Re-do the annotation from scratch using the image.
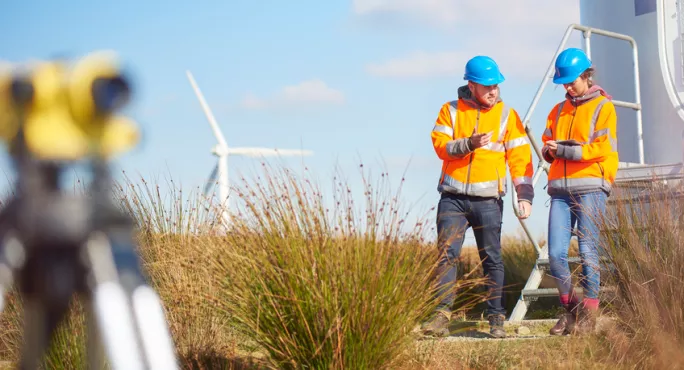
[507,23,646,322]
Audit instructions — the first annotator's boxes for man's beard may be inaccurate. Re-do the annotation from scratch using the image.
[477,96,496,108]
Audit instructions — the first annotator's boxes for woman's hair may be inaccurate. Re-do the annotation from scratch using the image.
[580,67,595,87]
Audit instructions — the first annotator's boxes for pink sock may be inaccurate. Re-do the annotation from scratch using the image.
[560,293,580,306]
[582,298,599,311]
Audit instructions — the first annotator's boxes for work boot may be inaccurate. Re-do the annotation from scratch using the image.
[420,310,450,337]
[549,313,569,336]
[549,303,577,336]
[572,306,597,335]
[488,314,506,338]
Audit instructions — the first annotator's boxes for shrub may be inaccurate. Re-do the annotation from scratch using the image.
[210,163,482,369]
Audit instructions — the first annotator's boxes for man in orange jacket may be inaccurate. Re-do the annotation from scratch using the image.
[422,56,534,338]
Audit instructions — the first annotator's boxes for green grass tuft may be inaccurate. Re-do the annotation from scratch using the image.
[209,163,484,369]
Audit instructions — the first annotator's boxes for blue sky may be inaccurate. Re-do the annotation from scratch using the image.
[1,0,584,244]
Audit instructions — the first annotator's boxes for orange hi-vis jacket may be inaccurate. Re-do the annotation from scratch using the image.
[541,86,618,195]
[431,86,534,203]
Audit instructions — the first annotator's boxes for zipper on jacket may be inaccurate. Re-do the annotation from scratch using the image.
[496,167,501,197]
[564,104,577,189]
[465,108,480,195]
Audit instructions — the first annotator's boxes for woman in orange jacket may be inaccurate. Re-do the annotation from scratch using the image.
[541,48,618,336]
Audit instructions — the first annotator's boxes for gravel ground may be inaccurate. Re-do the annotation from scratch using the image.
[415,317,615,342]
[414,318,563,342]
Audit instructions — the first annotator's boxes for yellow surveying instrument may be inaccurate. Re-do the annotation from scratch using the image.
[0,52,179,369]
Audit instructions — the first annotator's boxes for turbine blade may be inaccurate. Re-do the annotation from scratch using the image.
[203,163,219,197]
[186,70,228,149]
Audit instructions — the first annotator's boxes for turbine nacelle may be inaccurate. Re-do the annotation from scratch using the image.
[211,144,228,157]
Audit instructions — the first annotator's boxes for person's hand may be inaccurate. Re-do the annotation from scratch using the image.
[469,129,493,149]
[517,201,532,219]
[545,140,558,157]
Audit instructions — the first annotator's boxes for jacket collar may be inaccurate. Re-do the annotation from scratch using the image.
[565,85,613,107]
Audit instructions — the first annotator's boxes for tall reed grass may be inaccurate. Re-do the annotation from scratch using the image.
[208,163,484,369]
[597,181,684,368]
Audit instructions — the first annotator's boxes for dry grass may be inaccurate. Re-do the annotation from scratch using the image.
[0,162,681,369]
[596,182,684,369]
[397,336,616,370]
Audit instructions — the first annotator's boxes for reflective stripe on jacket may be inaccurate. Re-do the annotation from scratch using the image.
[431,86,534,202]
[541,86,618,195]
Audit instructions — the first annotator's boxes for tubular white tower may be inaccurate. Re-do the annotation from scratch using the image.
[510,0,684,322]
[186,70,313,229]
[579,0,684,165]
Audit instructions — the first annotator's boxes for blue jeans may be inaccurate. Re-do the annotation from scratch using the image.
[548,191,607,300]
[434,192,505,316]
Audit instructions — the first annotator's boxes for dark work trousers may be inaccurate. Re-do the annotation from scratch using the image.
[434,192,506,317]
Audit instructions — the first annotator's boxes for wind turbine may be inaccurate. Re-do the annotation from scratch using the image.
[185,70,313,229]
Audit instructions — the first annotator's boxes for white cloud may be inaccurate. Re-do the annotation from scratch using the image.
[240,79,345,110]
[240,93,268,110]
[353,0,459,24]
[366,51,466,78]
[365,44,564,81]
[357,0,582,81]
[281,80,345,104]
[353,0,579,29]
[366,51,465,77]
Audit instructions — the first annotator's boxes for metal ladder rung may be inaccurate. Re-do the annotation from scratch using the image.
[612,99,641,110]
[535,256,611,266]
[535,257,582,266]
[521,288,577,298]
[521,286,616,298]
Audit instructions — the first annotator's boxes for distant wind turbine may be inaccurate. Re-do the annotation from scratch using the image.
[185,70,313,229]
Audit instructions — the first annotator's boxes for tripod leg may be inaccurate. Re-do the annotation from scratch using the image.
[86,305,106,370]
[0,207,22,316]
[130,284,179,370]
[19,300,47,370]
[91,281,147,370]
[19,299,68,370]
[0,230,24,315]
[86,232,147,370]
[100,227,179,370]
[0,264,13,315]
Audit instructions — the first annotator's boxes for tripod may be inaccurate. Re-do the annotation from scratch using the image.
[0,52,179,369]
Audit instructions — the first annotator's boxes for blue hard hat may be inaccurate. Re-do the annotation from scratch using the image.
[463,56,505,86]
[553,48,592,84]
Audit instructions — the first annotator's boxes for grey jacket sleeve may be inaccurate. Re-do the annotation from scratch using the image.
[556,143,583,161]
[515,184,534,204]
[445,138,473,157]
[542,146,555,163]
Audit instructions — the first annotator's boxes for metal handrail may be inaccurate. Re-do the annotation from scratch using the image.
[511,23,644,250]
[508,23,645,322]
